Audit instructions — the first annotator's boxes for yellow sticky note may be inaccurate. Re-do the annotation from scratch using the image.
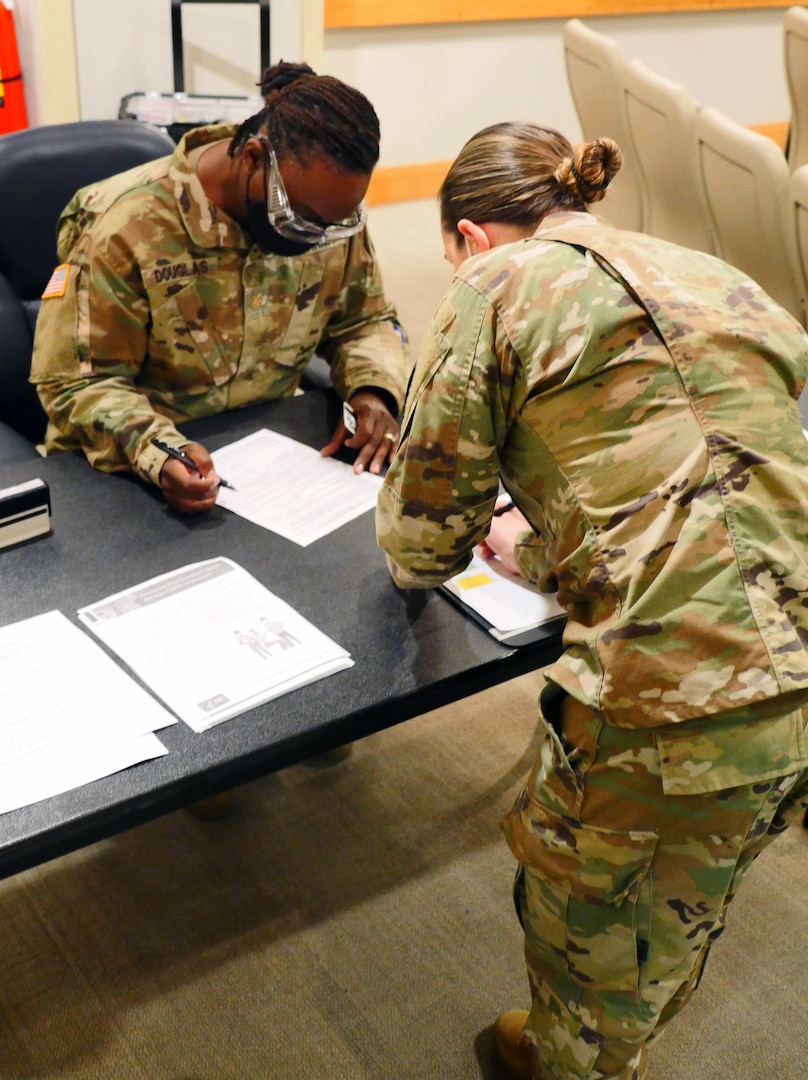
[458,573,492,590]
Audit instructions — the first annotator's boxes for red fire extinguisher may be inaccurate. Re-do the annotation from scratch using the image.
[0,1,28,135]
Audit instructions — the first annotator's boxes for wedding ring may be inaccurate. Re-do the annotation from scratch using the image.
[383,432,396,442]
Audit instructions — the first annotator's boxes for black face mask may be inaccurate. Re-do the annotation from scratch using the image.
[244,194,319,256]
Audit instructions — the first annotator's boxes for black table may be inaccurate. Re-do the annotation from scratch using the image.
[0,391,564,879]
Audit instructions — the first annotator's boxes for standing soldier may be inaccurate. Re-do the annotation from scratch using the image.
[377,121,808,1080]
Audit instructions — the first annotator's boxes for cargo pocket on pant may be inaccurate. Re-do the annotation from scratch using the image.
[506,794,657,993]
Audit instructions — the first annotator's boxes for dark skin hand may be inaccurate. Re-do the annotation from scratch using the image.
[159,442,222,515]
[160,390,398,511]
[320,390,400,474]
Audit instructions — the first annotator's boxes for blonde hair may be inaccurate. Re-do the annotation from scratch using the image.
[439,121,622,235]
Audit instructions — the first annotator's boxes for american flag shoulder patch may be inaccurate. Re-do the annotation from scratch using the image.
[42,264,71,299]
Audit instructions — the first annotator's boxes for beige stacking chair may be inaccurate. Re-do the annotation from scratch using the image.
[562,18,643,232]
[693,106,803,322]
[784,6,808,170]
[790,168,808,429]
[620,59,713,253]
[788,164,808,329]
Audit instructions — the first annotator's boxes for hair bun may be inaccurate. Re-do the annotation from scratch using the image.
[259,60,316,98]
[566,137,622,205]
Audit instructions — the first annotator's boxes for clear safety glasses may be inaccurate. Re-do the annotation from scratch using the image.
[258,137,367,244]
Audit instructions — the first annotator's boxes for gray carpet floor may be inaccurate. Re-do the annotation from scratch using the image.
[1,668,806,1079]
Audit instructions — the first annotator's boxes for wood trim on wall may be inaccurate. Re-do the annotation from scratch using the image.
[367,123,790,205]
[366,160,453,206]
[325,1,791,30]
[747,120,789,149]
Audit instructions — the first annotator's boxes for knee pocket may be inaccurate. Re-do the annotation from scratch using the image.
[508,795,657,993]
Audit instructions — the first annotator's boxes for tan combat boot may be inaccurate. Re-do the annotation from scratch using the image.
[493,1009,534,1079]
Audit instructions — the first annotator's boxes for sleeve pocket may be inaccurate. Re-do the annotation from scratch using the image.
[31,264,84,378]
[397,298,458,439]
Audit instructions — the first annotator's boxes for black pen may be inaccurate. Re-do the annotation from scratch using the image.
[151,438,236,490]
[493,497,514,517]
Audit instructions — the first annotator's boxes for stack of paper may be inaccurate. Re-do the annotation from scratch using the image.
[78,557,353,732]
[441,551,566,645]
[211,428,383,546]
[0,610,174,815]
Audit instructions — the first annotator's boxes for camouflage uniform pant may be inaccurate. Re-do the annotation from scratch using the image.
[504,688,808,1080]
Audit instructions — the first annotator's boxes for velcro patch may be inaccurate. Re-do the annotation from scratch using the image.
[42,264,71,299]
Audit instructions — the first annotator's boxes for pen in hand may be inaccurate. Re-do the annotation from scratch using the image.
[493,497,514,517]
[151,438,236,490]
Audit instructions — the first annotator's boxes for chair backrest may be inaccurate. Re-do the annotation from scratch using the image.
[0,119,176,303]
[693,105,803,323]
[620,59,713,254]
[784,6,808,170]
[562,18,643,232]
[790,166,808,428]
[788,164,808,332]
[0,119,176,443]
[0,269,43,445]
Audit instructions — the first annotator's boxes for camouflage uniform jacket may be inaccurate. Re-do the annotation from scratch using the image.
[377,212,808,729]
[30,124,409,485]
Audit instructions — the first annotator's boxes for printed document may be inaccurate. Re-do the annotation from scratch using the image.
[78,558,354,732]
[211,428,382,545]
[0,610,173,815]
[441,550,566,644]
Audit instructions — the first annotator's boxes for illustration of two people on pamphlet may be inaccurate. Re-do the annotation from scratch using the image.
[235,617,300,661]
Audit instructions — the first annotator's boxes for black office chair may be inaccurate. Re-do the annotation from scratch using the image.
[0,119,176,462]
[0,270,42,463]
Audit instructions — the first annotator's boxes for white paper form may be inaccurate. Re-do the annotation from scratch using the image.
[78,558,354,732]
[211,429,383,546]
[442,551,566,640]
[0,610,173,816]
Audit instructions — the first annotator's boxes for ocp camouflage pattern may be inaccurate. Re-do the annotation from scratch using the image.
[377,212,808,728]
[31,124,409,484]
[504,690,808,1077]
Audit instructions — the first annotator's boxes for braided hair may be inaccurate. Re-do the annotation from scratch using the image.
[228,61,380,174]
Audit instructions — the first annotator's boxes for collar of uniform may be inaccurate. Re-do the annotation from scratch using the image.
[168,123,248,251]
[533,210,596,240]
